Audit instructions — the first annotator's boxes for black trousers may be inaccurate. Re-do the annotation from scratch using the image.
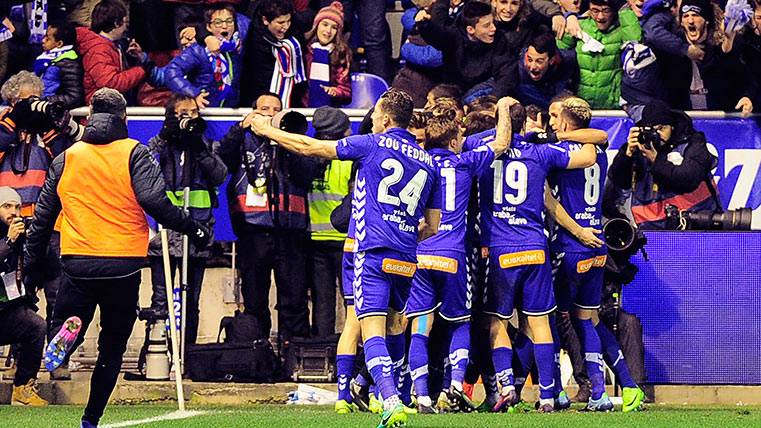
[238,229,310,339]
[600,307,647,385]
[49,272,140,425]
[0,303,45,386]
[308,240,343,338]
[149,256,207,346]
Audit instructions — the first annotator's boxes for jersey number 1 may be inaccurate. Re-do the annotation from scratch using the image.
[378,158,428,215]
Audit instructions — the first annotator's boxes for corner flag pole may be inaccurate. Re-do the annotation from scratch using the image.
[161,227,186,411]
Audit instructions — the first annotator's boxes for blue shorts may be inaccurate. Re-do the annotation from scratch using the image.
[406,251,471,322]
[341,239,356,305]
[353,248,417,319]
[484,246,556,319]
[553,251,607,312]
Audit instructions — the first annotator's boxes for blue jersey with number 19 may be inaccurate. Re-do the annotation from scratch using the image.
[479,139,571,248]
[336,128,440,254]
[417,146,495,253]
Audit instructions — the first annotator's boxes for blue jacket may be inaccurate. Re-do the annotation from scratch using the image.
[641,0,689,57]
[400,7,443,68]
[164,43,242,107]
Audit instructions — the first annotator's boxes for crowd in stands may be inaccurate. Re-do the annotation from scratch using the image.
[0,0,756,114]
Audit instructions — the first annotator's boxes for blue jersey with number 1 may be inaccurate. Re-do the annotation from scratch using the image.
[417,146,495,253]
[336,128,440,254]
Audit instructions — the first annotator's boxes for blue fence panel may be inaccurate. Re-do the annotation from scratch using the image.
[623,231,761,384]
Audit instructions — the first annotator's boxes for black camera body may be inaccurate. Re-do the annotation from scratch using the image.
[637,126,661,151]
[179,116,207,136]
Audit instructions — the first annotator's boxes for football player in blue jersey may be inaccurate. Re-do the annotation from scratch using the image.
[252,89,441,428]
[477,98,601,413]
[546,98,646,413]
[406,98,516,414]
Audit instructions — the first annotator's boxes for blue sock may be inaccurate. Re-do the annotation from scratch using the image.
[534,343,556,401]
[386,333,408,404]
[355,372,370,387]
[449,322,470,387]
[491,347,514,392]
[441,359,452,391]
[512,332,533,393]
[336,354,355,402]
[363,336,398,401]
[573,318,605,400]
[409,334,429,398]
[399,363,413,406]
[548,314,563,396]
[596,323,636,388]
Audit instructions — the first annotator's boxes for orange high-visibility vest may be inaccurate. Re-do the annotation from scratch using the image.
[58,138,149,257]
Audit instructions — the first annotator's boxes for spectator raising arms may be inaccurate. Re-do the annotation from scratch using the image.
[165,4,244,108]
[302,2,352,107]
[76,0,155,103]
[34,22,84,109]
[557,0,642,109]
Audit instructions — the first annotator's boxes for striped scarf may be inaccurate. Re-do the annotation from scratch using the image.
[308,42,333,107]
[268,36,306,108]
[27,0,47,44]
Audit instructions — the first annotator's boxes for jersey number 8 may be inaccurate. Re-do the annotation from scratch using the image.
[378,158,428,215]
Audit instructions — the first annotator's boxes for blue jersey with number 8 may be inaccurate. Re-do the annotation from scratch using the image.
[336,128,441,254]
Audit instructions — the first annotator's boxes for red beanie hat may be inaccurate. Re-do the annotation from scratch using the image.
[313,1,344,32]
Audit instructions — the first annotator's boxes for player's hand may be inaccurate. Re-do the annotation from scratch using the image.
[7,217,24,243]
[250,114,273,135]
[574,227,603,248]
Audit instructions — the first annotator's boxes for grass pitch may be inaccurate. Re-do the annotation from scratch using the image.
[3,404,760,427]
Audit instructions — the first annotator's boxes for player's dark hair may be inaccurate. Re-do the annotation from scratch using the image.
[466,95,498,115]
[425,115,460,151]
[428,84,462,102]
[463,111,496,137]
[525,104,548,129]
[409,111,432,130]
[378,88,414,129]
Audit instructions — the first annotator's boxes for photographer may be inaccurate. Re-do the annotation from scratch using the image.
[0,187,47,406]
[145,94,227,347]
[607,100,719,229]
[0,71,83,380]
[218,93,321,340]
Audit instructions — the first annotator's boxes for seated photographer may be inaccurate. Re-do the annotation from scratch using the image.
[0,71,84,380]
[607,100,719,229]
[0,187,48,406]
[146,94,227,346]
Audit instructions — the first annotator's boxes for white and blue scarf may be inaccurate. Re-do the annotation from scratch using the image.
[33,44,73,75]
[268,36,306,108]
[308,42,332,107]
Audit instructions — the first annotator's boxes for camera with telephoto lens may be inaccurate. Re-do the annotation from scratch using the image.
[179,116,207,136]
[637,126,661,151]
[664,204,754,230]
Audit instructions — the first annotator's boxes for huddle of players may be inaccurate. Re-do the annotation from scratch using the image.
[250,89,645,428]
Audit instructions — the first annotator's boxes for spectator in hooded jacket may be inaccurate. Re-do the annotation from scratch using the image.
[659,0,755,115]
[557,0,642,109]
[165,4,244,108]
[76,0,155,104]
[416,0,518,104]
[34,22,84,109]
[302,2,352,107]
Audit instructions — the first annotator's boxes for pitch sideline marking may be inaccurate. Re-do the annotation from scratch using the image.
[101,410,208,427]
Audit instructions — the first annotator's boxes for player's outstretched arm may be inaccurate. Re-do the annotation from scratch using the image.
[418,208,441,242]
[558,128,608,145]
[566,143,597,169]
[544,187,603,248]
[251,115,338,159]
[488,97,516,157]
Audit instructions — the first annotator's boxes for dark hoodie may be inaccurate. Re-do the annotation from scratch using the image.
[25,113,198,279]
[418,0,518,98]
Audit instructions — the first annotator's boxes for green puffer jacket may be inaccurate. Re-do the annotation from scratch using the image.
[558,10,642,109]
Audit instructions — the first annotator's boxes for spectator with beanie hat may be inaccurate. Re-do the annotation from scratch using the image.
[308,106,353,337]
[303,2,352,107]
